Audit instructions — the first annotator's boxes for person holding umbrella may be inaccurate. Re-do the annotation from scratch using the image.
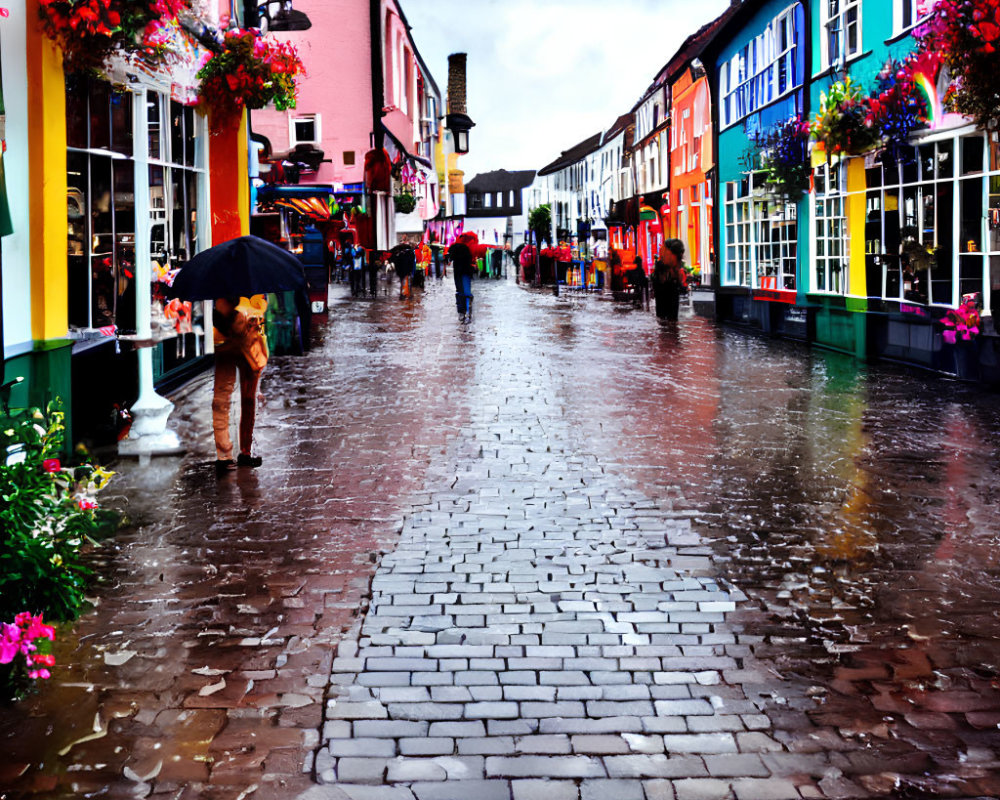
[212,296,267,471]
[389,243,416,299]
[169,235,310,472]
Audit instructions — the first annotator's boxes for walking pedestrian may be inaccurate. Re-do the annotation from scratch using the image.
[347,243,366,297]
[627,257,648,309]
[212,296,268,473]
[449,233,476,321]
[389,243,416,299]
[652,239,688,321]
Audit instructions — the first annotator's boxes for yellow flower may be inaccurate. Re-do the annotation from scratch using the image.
[92,466,115,491]
[50,554,63,567]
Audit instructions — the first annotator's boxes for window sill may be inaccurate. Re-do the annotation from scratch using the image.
[812,50,873,81]
[885,18,931,45]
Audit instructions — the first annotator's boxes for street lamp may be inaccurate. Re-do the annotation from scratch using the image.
[446,113,475,154]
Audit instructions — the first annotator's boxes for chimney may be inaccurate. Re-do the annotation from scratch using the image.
[447,53,467,115]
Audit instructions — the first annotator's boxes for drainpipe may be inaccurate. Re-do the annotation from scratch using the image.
[370,0,385,248]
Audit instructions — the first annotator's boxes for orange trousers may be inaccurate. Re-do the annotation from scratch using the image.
[212,355,262,460]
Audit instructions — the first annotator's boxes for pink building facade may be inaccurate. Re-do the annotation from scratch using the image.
[251,0,440,201]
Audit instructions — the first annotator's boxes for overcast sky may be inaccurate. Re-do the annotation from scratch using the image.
[401,0,731,180]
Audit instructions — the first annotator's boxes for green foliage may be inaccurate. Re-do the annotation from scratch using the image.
[528,204,552,246]
[0,403,117,623]
[393,188,418,214]
[811,77,878,159]
[755,117,812,201]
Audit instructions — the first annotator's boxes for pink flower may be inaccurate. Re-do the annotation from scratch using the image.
[78,498,98,511]
[42,458,61,473]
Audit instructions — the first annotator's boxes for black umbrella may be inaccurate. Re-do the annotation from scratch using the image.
[171,235,307,301]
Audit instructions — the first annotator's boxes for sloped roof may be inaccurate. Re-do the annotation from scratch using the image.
[601,112,634,145]
[537,131,603,176]
[465,169,537,193]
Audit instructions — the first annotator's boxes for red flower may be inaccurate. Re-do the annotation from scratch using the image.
[78,498,98,511]
[42,459,61,473]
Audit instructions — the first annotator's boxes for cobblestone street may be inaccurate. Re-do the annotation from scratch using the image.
[2,278,1000,800]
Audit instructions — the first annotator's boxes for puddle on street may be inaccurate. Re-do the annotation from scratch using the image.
[2,282,998,798]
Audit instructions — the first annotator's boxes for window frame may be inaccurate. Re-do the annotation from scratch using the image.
[821,0,862,70]
[720,3,800,130]
[289,114,321,147]
[723,172,797,290]
[812,160,849,295]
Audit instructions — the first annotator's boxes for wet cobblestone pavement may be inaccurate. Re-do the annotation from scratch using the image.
[2,278,1000,800]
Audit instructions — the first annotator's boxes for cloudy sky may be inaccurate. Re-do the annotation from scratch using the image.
[402,0,731,180]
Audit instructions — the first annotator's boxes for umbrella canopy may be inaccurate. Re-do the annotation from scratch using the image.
[171,236,307,301]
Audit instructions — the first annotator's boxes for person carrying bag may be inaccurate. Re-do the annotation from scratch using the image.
[212,296,268,472]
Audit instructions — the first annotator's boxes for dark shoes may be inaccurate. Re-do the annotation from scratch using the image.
[236,454,263,468]
[215,459,236,474]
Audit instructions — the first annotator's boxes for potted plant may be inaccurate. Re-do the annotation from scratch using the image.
[393,187,417,214]
[811,77,879,160]
[754,116,812,201]
[196,28,304,122]
[38,0,190,72]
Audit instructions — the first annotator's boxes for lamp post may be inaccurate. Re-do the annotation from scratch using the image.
[445,112,474,155]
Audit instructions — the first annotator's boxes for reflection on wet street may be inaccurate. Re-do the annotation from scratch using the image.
[1,278,998,799]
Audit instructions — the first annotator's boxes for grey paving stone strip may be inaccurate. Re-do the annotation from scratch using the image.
[311,289,807,800]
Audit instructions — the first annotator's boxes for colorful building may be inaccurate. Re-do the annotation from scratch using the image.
[250,0,442,249]
[711,0,808,335]
[1,0,257,450]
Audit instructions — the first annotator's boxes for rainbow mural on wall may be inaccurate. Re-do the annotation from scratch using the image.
[907,51,966,131]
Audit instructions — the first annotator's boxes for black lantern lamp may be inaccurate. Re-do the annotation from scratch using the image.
[446,113,475,154]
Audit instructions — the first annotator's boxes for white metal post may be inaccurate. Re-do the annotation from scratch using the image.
[119,88,182,461]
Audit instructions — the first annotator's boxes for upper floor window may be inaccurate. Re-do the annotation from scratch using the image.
[893,0,924,35]
[823,0,861,69]
[720,4,802,129]
[291,115,320,146]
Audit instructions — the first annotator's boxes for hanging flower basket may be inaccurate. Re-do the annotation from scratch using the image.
[811,77,879,160]
[915,0,1000,131]
[865,56,930,161]
[38,0,190,72]
[393,189,418,214]
[754,116,812,201]
[196,28,304,123]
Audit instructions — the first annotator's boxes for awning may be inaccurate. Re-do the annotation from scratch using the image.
[381,124,433,170]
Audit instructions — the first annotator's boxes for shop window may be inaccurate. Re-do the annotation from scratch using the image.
[724,174,797,290]
[66,75,136,332]
[723,179,752,286]
[962,135,984,175]
[814,162,847,294]
[754,198,797,291]
[343,150,356,166]
[147,89,206,376]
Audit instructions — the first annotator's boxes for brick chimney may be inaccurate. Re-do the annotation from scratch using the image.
[447,53,467,115]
